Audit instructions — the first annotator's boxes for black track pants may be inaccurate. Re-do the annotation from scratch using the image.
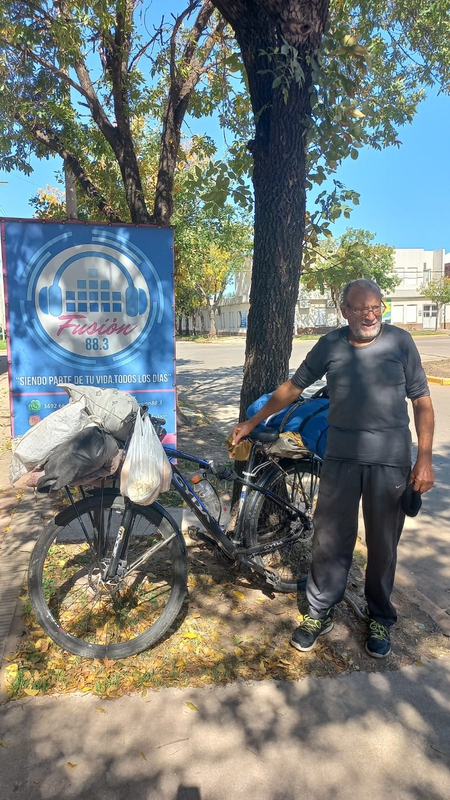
[306,459,410,627]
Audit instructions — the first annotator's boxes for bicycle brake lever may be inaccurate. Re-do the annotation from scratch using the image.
[209,462,237,481]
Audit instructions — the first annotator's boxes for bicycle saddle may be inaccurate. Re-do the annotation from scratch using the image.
[249,427,280,443]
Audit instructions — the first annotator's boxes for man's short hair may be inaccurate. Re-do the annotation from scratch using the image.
[341,279,383,307]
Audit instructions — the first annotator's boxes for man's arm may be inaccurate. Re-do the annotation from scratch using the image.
[410,395,435,493]
[232,380,303,445]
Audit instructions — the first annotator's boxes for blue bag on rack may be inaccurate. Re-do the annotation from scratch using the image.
[246,393,329,459]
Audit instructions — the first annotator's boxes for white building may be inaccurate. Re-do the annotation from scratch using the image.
[204,248,450,335]
[386,249,450,330]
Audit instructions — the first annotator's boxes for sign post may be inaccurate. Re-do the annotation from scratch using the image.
[1,219,176,444]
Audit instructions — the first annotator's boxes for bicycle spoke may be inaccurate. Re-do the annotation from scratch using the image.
[29,495,187,657]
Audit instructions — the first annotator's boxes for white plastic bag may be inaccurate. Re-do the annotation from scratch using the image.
[120,413,172,505]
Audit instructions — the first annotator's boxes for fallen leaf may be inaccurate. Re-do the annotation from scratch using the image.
[67,763,78,769]
[0,740,7,748]
[415,660,424,666]
[186,702,199,712]
[233,590,245,600]
[139,751,147,761]
[23,688,40,696]
[96,706,107,714]
[183,632,200,639]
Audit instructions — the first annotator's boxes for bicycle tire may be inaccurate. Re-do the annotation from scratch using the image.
[244,458,321,593]
[28,494,187,659]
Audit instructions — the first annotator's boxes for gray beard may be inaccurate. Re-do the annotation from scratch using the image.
[350,320,382,342]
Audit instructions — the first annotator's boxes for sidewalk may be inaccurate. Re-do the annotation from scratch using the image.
[1,369,450,798]
[1,656,450,799]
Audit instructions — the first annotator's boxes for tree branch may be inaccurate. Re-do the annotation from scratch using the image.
[170,1,201,81]
[26,122,122,223]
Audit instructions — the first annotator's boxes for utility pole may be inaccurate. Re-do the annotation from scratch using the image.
[64,164,78,220]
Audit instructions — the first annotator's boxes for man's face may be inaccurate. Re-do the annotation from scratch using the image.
[340,288,384,342]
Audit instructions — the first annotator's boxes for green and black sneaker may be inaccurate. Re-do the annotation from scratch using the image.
[290,611,334,652]
[365,619,391,658]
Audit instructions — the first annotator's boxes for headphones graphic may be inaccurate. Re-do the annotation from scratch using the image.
[38,251,148,318]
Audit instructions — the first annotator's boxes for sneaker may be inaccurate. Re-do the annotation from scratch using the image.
[365,619,391,658]
[290,611,334,652]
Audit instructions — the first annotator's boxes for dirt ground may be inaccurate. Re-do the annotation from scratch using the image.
[0,369,12,455]
[422,358,450,378]
[2,372,450,698]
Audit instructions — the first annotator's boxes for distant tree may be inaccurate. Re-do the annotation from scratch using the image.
[301,228,397,326]
[420,277,450,331]
[174,200,252,337]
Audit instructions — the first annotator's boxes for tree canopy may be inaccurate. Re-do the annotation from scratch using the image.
[0,0,243,223]
[302,228,397,325]
[420,276,450,330]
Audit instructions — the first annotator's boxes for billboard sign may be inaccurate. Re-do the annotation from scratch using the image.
[1,220,176,441]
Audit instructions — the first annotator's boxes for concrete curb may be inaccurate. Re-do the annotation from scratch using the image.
[426,374,450,385]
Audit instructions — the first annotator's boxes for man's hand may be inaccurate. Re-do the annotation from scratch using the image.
[232,420,257,446]
[231,380,303,446]
[411,395,435,493]
[410,457,434,494]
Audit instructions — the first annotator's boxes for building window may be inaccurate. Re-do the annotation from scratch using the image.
[315,308,326,326]
[423,305,438,318]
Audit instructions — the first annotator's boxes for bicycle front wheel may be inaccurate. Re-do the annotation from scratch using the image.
[28,494,187,659]
[244,458,321,592]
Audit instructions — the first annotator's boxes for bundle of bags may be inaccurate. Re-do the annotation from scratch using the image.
[10,385,172,505]
[246,391,329,460]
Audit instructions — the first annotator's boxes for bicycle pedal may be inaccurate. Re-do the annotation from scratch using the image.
[188,527,216,548]
[187,525,202,540]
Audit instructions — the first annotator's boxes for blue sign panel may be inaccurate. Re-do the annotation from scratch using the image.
[1,220,176,442]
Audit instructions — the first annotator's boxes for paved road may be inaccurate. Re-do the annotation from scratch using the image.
[176,335,450,618]
[176,334,450,432]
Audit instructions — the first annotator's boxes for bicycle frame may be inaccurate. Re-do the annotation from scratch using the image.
[163,444,315,568]
[61,440,316,588]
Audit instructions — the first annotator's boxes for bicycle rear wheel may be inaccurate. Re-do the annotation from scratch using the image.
[244,458,321,592]
[28,494,187,659]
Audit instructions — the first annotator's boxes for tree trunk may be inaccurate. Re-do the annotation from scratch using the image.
[208,302,217,337]
[435,306,441,331]
[212,0,330,419]
[241,105,308,413]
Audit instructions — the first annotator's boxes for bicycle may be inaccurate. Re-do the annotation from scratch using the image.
[28,402,323,660]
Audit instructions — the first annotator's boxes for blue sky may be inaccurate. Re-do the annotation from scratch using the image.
[1,87,448,254]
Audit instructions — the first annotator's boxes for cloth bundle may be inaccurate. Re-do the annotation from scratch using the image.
[10,386,139,492]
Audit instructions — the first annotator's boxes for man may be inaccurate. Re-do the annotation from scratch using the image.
[232,279,434,658]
